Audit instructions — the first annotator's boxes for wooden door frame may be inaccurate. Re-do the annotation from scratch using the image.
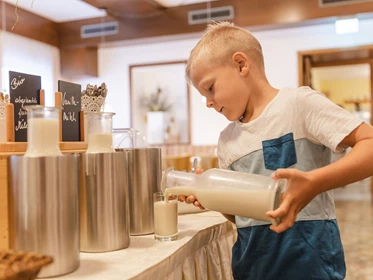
[298,45,373,195]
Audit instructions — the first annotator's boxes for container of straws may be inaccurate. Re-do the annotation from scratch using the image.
[81,83,108,113]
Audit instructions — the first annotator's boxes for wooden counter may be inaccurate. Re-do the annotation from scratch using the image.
[0,142,87,249]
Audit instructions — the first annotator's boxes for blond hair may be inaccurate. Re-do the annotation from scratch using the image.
[186,22,264,79]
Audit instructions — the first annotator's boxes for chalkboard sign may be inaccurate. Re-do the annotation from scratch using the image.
[9,71,41,142]
[58,80,82,141]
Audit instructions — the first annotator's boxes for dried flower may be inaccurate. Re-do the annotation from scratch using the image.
[140,87,172,112]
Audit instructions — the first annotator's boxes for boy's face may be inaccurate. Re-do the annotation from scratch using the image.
[190,62,249,122]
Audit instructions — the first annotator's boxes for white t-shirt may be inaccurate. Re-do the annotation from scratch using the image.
[217,87,362,228]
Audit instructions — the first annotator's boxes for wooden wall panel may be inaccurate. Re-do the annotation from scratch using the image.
[0,2,59,47]
[60,47,98,77]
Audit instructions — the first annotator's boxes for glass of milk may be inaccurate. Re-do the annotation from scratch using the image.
[85,112,116,153]
[153,192,178,242]
[24,106,62,157]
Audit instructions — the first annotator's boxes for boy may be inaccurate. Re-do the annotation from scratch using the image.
[182,21,373,279]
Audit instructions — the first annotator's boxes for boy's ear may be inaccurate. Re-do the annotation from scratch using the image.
[232,52,249,76]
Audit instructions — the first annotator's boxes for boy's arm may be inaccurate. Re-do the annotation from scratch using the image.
[267,122,373,233]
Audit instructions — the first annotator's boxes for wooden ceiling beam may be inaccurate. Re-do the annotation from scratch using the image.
[58,0,373,49]
[0,2,59,47]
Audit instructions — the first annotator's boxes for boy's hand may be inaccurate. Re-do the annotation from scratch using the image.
[266,168,319,234]
[178,168,205,210]
[179,195,205,210]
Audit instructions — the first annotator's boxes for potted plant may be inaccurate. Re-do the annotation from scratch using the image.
[140,87,172,144]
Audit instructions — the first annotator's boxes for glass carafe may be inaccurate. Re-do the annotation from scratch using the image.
[24,106,62,157]
[112,128,149,149]
[85,112,115,153]
[162,168,286,225]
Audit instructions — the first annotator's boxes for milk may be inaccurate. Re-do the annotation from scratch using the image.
[25,118,62,157]
[165,186,276,223]
[86,133,115,153]
[0,118,5,142]
[153,200,178,236]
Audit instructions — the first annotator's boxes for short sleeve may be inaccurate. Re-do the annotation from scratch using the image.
[296,87,362,153]
[217,125,234,170]
[217,139,227,169]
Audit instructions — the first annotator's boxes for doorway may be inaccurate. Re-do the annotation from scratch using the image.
[312,64,371,124]
[298,45,373,195]
[312,64,371,202]
[299,46,373,280]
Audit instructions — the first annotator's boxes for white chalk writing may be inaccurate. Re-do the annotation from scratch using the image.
[63,111,77,122]
[18,108,27,118]
[14,96,38,108]
[15,119,27,131]
[62,92,78,107]
[11,76,26,90]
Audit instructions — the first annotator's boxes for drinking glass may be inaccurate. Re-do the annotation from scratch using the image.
[153,192,178,241]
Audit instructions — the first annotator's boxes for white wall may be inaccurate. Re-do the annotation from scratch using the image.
[0,32,60,106]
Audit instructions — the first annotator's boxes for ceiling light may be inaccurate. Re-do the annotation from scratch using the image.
[335,17,359,34]
[153,0,218,8]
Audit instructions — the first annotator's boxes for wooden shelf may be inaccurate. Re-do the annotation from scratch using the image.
[0,142,87,155]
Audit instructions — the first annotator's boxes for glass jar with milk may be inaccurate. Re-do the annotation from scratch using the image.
[162,168,286,225]
[24,106,62,157]
[85,112,115,153]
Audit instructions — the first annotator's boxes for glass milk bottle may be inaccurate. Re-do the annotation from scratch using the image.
[162,168,286,225]
[24,106,62,157]
[85,112,115,153]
